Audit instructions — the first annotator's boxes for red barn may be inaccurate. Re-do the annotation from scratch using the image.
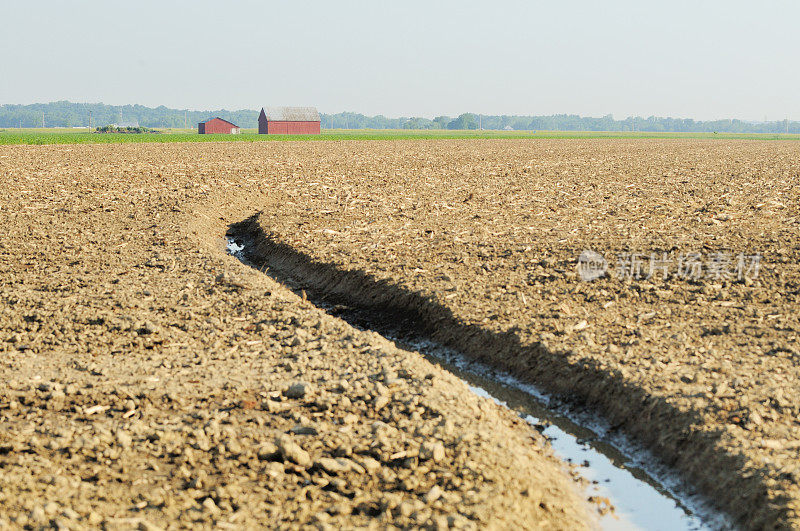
[198,117,240,134]
[258,107,320,134]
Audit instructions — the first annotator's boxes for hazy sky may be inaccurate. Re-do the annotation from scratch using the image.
[2,1,799,121]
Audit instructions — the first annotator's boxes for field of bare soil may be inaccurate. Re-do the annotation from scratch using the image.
[0,142,591,530]
[1,139,798,529]
[234,139,800,528]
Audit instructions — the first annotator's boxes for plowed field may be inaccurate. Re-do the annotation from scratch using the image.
[1,139,799,528]
[0,142,591,530]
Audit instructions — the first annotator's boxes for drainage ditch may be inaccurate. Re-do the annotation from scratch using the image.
[225,233,729,530]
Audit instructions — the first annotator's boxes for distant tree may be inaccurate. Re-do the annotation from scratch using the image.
[433,116,450,129]
[403,117,436,129]
[447,113,478,130]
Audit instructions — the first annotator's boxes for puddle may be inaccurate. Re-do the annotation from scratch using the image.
[225,236,730,530]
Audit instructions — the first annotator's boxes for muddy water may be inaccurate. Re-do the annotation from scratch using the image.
[226,237,729,530]
[405,341,721,531]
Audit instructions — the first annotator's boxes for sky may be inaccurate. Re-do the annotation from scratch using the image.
[2,1,799,121]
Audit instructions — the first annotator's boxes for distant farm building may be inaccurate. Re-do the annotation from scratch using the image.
[258,107,320,135]
[198,117,240,134]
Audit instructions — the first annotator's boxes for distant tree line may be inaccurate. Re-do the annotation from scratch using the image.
[1,101,798,134]
[323,112,800,133]
[0,101,259,129]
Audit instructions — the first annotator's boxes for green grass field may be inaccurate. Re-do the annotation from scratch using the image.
[1,128,798,145]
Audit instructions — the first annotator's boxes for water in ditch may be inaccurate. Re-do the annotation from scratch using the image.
[226,237,729,530]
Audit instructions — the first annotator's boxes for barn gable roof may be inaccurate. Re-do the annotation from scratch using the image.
[199,117,239,127]
[261,107,320,122]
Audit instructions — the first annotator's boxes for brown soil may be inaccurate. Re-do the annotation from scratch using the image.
[0,143,592,530]
[231,139,800,528]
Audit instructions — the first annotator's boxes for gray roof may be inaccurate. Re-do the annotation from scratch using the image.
[261,106,320,121]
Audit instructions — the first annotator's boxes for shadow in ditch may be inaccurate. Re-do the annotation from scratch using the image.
[227,212,777,529]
